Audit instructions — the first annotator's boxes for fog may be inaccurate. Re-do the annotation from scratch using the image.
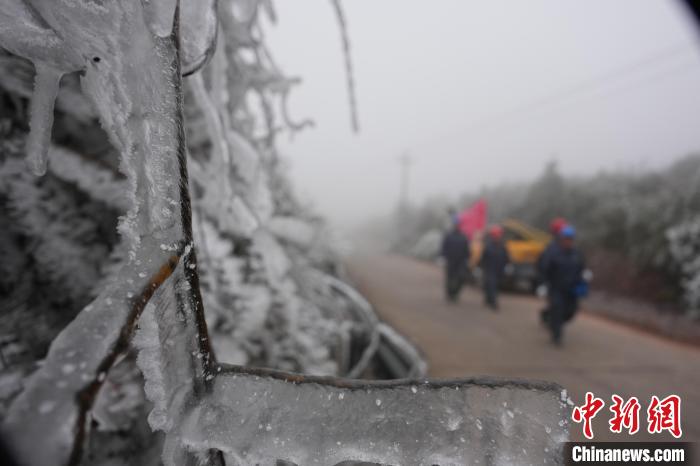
[263,1,700,232]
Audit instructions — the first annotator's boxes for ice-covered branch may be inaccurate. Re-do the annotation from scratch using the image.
[2,3,217,465]
[330,0,359,133]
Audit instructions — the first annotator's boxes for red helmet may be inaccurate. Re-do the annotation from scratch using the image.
[549,217,567,235]
[489,224,503,239]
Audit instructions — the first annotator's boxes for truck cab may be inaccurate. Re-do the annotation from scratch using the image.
[470,219,550,292]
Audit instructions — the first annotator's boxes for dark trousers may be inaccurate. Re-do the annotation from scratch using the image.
[483,273,500,308]
[549,290,578,343]
[445,263,467,301]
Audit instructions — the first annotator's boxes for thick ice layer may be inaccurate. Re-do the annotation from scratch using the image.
[2,235,182,466]
[48,145,129,211]
[180,0,218,75]
[133,260,216,466]
[26,64,62,175]
[1,3,207,465]
[180,368,570,465]
[0,0,82,71]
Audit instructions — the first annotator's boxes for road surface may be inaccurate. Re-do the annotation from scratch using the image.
[348,254,700,443]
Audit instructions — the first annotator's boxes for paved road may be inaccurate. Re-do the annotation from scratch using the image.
[348,254,700,443]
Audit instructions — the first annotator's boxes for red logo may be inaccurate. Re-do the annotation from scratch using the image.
[571,392,683,439]
[609,394,640,435]
[647,395,682,438]
[572,392,605,439]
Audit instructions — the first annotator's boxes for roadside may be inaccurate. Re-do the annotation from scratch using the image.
[584,291,700,348]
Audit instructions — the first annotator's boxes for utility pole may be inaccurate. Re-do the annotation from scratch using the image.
[398,152,412,212]
[396,152,413,246]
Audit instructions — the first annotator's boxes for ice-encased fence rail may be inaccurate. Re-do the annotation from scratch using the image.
[182,367,570,465]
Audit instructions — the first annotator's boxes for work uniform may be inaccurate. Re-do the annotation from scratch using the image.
[441,228,470,302]
[536,240,559,322]
[480,238,509,309]
[544,245,584,344]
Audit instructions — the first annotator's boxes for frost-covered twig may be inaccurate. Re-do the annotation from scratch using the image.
[330,0,359,133]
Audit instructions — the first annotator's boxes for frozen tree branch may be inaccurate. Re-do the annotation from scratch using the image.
[330,0,359,133]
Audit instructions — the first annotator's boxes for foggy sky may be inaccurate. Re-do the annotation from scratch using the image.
[264,1,700,231]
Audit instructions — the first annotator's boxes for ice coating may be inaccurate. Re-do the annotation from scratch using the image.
[180,0,218,75]
[142,0,178,37]
[0,0,82,71]
[3,236,183,466]
[189,72,231,165]
[133,260,214,465]
[26,64,62,175]
[0,1,572,465]
[180,367,571,465]
[1,0,218,181]
[47,145,129,211]
[1,2,214,465]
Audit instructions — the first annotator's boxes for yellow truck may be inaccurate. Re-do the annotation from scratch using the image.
[470,219,550,292]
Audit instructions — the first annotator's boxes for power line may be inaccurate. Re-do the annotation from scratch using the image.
[398,152,412,209]
[416,41,700,147]
[483,42,698,124]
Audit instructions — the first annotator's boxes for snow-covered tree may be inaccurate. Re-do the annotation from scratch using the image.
[667,217,700,317]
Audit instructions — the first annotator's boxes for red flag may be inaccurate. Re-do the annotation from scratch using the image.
[459,199,488,239]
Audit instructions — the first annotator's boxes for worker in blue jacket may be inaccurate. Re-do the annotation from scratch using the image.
[543,225,585,346]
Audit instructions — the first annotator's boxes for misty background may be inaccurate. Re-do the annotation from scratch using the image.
[264,0,700,233]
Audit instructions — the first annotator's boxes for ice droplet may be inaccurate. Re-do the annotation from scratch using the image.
[446,414,463,431]
[338,393,344,400]
[475,418,483,430]
[38,401,55,414]
[375,399,382,407]
[26,64,63,176]
[411,386,418,394]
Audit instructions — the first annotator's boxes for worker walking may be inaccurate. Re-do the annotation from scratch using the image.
[543,225,585,346]
[480,225,510,310]
[537,217,567,324]
[441,217,471,302]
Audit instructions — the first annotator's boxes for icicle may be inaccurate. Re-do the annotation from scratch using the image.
[26,64,62,176]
